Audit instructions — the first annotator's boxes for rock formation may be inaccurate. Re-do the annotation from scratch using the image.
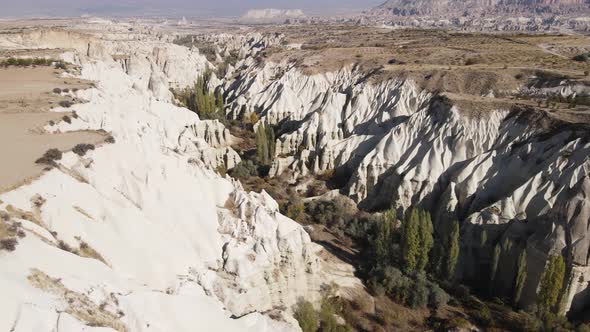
[219,35,590,315]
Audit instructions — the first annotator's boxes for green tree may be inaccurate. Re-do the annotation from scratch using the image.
[215,90,224,113]
[266,125,276,161]
[491,243,501,287]
[401,209,420,274]
[255,124,276,165]
[537,255,566,313]
[294,301,319,332]
[255,124,269,164]
[445,220,460,280]
[514,249,528,305]
[375,209,396,268]
[417,210,433,272]
[480,230,487,247]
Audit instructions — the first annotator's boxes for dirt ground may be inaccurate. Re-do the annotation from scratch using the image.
[0,66,105,193]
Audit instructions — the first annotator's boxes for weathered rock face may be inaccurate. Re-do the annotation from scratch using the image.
[369,0,590,16]
[0,29,332,332]
[221,37,590,314]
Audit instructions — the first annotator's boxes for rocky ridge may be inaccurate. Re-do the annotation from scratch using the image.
[0,28,360,331]
[217,33,590,315]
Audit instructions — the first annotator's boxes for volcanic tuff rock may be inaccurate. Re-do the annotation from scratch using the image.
[0,28,346,331]
[368,0,590,16]
[219,36,590,314]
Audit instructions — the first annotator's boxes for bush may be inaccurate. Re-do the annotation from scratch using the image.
[429,283,450,310]
[59,100,73,108]
[105,135,116,144]
[231,160,258,178]
[573,53,589,62]
[295,301,319,332]
[72,143,95,156]
[286,196,305,222]
[0,238,18,251]
[53,88,62,94]
[35,148,63,165]
[475,304,493,327]
[305,200,346,226]
[408,276,429,309]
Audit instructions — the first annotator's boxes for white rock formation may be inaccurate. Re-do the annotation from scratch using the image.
[221,42,590,314]
[0,28,338,331]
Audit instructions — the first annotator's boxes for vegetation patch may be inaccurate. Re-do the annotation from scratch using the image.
[35,148,63,166]
[72,143,95,157]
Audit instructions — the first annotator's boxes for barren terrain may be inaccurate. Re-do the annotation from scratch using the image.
[0,66,105,192]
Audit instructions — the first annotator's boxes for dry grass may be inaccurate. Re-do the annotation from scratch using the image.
[77,240,110,267]
[28,268,127,331]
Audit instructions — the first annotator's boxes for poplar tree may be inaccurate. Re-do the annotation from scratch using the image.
[491,243,501,288]
[537,255,565,313]
[445,220,460,280]
[375,209,396,268]
[514,249,527,305]
[401,209,420,274]
[255,124,269,164]
[417,210,433,272]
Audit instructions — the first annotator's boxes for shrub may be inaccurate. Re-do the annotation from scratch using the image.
[475,304,493,327]
[62,115,71,124]
[408,276,429,309]
[286,196,305,222]
[305,200,346,226]
[429,283,450,310]
[105,135,116,144]
[573,53,589,62]
[35,148,63,165]
[59,100,73,108]
[58,240,76,253]
[295,301,319,332]
[0,238,18,251]
[72,143,95,156]
[231,160,258,178]
[53,88,62,94]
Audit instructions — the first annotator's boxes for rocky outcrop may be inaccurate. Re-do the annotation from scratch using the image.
[221,42,590,314]
[0,29,332,332]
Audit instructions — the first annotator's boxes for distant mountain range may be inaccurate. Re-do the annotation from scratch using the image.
[366,0,590,17]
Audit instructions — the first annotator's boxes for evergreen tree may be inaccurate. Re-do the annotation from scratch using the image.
[445,220,460,280]
[480,230,487,247]
[375,209,396,268]
[266,125,275,161]
[401,209,420,274]
[514,249,528,305]
[537,255,566,313]
[417,210,433,272]
[255,124,269,164]
[491,243,501,289]
[216,90,224,113]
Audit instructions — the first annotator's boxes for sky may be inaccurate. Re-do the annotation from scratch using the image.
[0,0,385,17]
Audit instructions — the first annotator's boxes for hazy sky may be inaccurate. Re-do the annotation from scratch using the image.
[0,0,384,17]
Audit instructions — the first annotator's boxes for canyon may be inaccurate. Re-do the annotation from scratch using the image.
[0,14,589,332]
